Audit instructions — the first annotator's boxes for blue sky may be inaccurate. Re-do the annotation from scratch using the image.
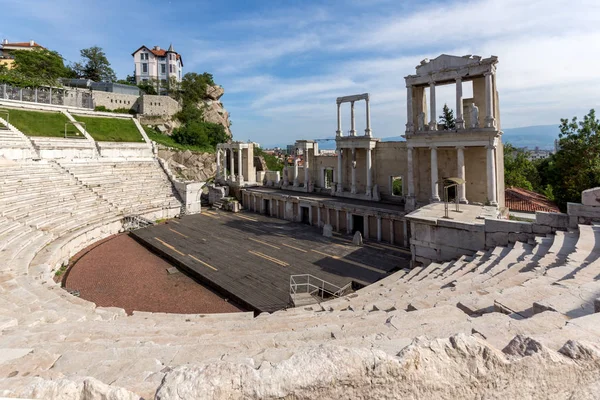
[1,0,599,147]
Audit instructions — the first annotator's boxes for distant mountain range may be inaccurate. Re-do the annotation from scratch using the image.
[265,125,560,151]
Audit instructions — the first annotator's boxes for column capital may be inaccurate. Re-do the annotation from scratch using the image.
[429,145,437,150]
[428,78,436,86]
[455,75,462,83]
[486,144,497,150]
[455,145,465,150]
[483,70,494,77]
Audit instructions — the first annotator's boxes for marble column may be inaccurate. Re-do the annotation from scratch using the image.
[430,146,440,202]
[336,103,342,137]
[455,77,465,129]
[389,219,395,245]
[429,81,437,131]
[407,146,415,199]
[364,215,369,239]
[484,71,495,128]
[237,148,243,184]
[377,216,382,242]
[405,85,414,133]
[486,145,498,205]
[350,101,356,136]
[366,148,372,197]
[293,157,299,187]
[223,148,228,180]
[336,210,340,232]
[317,206,321,227]
[229,148,235,182]
[216,149,222,179]
[365,97,372,136]
[351,148,357,194]
[269,198,273,216]
[456,146,467,203]
[403,220,408,247]
[337,149,343,193]
[276,199,279,218]
[308,206,313,226]
[346,212,352,234]
[304,148,310,192]
[327,207,331,225]
[283,166,289,186]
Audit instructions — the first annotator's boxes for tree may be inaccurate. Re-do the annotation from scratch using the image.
[11,49,69,83]
[503,143,540,191]
[137,78,158,95]
[172,120,227,149]
[116,74,136,86]
[548,109,600,209]
[179,72,215,104]
[70,46,116,82]
[438,103,456,130]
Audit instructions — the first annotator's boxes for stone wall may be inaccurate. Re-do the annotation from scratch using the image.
[157,145,216,181]
[91,91,141,112]
[140,95,180,117]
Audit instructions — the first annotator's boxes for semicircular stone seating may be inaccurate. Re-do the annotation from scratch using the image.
[1,158,600,399]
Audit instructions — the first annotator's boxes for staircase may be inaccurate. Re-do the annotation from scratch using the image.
[289,274,353,307]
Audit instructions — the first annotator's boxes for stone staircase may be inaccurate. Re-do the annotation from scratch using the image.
[0,116,38,159]
[0,159,600,397]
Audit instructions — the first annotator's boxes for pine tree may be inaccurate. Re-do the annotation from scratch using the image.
[439,103,456,130]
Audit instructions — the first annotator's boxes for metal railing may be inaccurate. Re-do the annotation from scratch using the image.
[122,214,156,231]
[290,274,353,305]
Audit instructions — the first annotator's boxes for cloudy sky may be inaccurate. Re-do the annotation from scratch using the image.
[1,0,599,146]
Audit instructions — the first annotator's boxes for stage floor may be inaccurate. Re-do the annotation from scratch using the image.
[131,210,410,313]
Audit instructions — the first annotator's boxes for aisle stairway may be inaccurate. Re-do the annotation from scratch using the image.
[0,116,38,159]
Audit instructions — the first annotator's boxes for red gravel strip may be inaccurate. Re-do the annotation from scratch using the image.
[64,233,243,315]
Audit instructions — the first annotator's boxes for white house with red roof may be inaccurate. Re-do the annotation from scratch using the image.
[132,44,183,85]
[0,39,45,69]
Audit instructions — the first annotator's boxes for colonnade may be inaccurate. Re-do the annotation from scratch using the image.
[216,146,244,184]
[405,70,496,133]
[406,145,497,206]
[336,147,373,196]
[336,94,372,137]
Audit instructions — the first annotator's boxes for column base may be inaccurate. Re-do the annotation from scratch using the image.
[364,128,372,136]
[405,196,416,212]
[459,198,469,204]
[293,180,299,187]
[405,123,414,134]
[428,123,437,131]
[456,119,465,129]
[336,184,343,193]
[484,117,496,128]
[366,186,372,197]
[430,196,441,203]
[349,130,356,136]
[351,186,356,194]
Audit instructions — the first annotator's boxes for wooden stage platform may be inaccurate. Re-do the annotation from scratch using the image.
[131,210,410,313]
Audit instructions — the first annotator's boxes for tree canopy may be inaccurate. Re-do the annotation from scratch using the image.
[11,49,70,83]
[69,46,116,82]
[503,143,540,191]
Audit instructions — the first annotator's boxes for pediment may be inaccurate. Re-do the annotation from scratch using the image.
[415,54,483,76]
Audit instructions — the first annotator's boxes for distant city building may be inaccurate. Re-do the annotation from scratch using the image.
[132,44,183,86]
[524,146,554,161]
[286,144,295,155]
[0,39,44,69]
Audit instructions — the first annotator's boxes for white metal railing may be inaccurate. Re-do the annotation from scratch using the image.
[290,274,353,304]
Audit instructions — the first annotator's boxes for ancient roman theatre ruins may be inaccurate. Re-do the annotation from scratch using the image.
[0,54,600,399]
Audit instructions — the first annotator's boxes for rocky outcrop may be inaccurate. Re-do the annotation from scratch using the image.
[154,335,600,400]
[199,84,232,137]
[157,146,216,182]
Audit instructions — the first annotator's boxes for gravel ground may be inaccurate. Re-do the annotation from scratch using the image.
[64,233,243,315]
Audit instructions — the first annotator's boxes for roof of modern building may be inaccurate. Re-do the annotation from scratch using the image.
[505,186,560,213]
[131,45,183,66]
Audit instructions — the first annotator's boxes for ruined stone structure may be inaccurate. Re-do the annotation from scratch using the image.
[215,141,256,187]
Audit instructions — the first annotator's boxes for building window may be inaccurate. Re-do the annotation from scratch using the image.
[169,64,173,73]
[324,169,334,189]
[390,176,403,196]
[142,63,148,73]
[161,64,166,74]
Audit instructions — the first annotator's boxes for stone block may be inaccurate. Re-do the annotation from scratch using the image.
[532,224,552,234]
[352,231,363,246]
[485,218,532,233]
[582,187,600,206]
[485,232,509,248]
[508,232,532,243]
[535,211,569,229]
[322,224,333,238]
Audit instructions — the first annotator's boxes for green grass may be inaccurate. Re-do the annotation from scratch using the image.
[6,109,79,137]
[73,115,144,142]
[145,127,214,153]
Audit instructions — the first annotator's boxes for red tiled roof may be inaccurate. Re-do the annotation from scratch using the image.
[505,187,560,213]
[2,41,45,49]
[131,45,183,65]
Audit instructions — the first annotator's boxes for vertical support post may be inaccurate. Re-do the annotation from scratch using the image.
[304,147,310,192]
[364,215,369,239]
[390,219,395,245]
[351,148,357,194]
[336,149,343,193]
[336,209,340,232]
[455,77,464,129]
[308,206,313,226]
[350,101,356,136]
[403,220,408,248]
[484,71,496,128]
[237,148,243,184]
[49,87,52,104]
[317,206,321,228]
[276,199,279,218]
[327,207,331,225]
[336,102,342,137]
[223,147,228,180]
[229,148,235,182]
[430,146,440,202]
[366,148,372,197]
[377,216,382,242]
[216,148,221,179]
[365,96,372,136]
[456,146,467,203]
[293,157,299,187]
[2,83,6,99]
[405,85,414,133]
[486,145,498,205]
[346,212,352,234]
[34,87,38,103]
[428,81,437,131]
[19,88,22,101]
